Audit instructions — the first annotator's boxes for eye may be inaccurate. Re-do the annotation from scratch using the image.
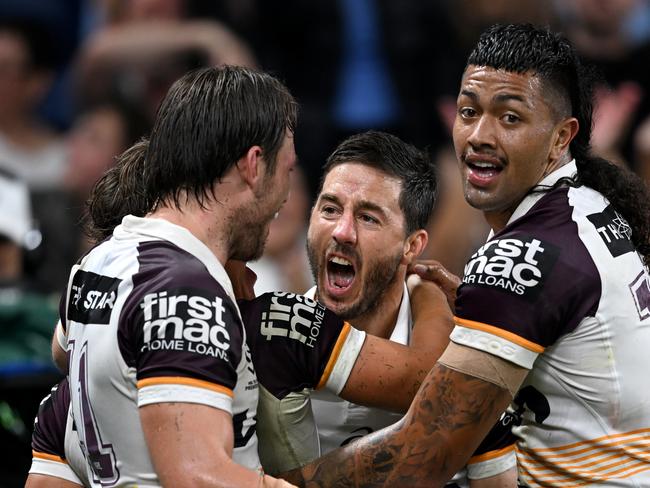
[320,205,339,217]
[459,107,477,118]
[359,213,379,225]
[502,113,520,124]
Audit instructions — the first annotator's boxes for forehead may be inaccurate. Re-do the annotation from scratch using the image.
[459,65,546,105]
[320,162,403,207]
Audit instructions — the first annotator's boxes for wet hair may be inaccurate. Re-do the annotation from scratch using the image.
[468,23,650,265]
[144,65,297,210]
[319,131,437,235]
[83,140,150,242]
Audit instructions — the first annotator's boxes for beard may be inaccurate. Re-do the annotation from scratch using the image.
[229,207,272,262]
[307,240,403,321]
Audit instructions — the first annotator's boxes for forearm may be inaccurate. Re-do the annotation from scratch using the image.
[284,363,513,487]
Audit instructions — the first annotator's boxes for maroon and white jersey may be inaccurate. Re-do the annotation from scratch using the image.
[61,216,259,486]
[29,378,87,486]
[454,161,650,486]
[240,291,366,474]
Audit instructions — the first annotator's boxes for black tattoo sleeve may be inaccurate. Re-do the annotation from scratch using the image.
[280,363,512,487]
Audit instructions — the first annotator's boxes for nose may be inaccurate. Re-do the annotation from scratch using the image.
[467,115,497,150]
[332,210,357,246]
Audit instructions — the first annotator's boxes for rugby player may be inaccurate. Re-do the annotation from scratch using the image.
[29,90,455,487]
[302,131,516,487]
[281,23,650,487]
[36,65,299,487]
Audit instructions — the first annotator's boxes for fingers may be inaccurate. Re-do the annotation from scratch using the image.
[409,260,461,289]
[408,260,461,312]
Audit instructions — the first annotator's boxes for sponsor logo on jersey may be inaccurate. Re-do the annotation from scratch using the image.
[462,235,559,300]
[629,270,650,321]
[68,270,122,325]
[587,205,635,257]
[140,288,232,360]
[259,292,326,348]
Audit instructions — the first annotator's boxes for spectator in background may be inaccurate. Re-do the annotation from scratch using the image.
[75,0,255,121]
[555,0,650,175]
[0,169,60,486]
[28,98,151,295]
[248,165,313,295]
[0,19,66,191]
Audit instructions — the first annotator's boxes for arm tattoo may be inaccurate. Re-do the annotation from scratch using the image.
[280,363,512,487]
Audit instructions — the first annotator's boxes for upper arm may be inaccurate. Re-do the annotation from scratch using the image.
[51,322,67,374]
[140,402,261,487]
[25,474,83,488]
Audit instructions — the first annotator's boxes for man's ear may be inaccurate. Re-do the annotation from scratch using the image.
[549,117,579,163]
[236,145,265,189]
[401,229,428,265]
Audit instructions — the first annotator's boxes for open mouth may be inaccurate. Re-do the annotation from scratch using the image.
[465,157,504,187]
[326,255,356,296]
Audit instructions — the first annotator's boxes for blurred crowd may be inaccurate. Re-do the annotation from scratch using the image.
[1,0,650,484]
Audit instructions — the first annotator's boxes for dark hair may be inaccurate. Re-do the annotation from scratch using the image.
[83,140,151,242]
[144,65,297,210]
[320,131,437,234]
[77,97,152,150]
[468,23,650,265]
[0,19,58,71]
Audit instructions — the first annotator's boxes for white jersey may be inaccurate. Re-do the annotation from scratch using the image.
[60,216,260,486]
[453,161,650,486]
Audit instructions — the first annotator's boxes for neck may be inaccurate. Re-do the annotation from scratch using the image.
[486,156,572,233]
[148,199,230,265]
[338,273,406,339]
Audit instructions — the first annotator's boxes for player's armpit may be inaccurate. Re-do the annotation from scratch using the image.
[25,474,82,488]
[140,402,295,487]
[282,352,517,487]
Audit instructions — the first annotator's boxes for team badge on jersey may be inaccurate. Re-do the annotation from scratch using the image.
[587,205,635,258]
[462,235,559,301]
[68,270,122,325]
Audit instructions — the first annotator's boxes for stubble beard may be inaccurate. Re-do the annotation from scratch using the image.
[307,240,403,322]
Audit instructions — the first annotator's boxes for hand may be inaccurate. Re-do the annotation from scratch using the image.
[225,260,257,301]
[408,259,461,312]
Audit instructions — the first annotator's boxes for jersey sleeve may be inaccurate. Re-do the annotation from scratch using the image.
[453,192,601,368]
[30,379,83,484]
[117,243,245,412]
[466,412,517,480]
[240,292,366,400]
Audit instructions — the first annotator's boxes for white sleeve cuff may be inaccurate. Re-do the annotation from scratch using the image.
[323,326,366,395]
[30,457,83,484]
[138,383,233,413]
[467,446,517,480]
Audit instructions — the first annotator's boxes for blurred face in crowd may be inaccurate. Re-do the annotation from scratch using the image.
[307,163,409,320]
[0,31,48,120]
[230,130,297,262]
[65,106,130,198]
[453,65,571,231]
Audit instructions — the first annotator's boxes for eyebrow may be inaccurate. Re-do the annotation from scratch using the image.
[460,90,531,109]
